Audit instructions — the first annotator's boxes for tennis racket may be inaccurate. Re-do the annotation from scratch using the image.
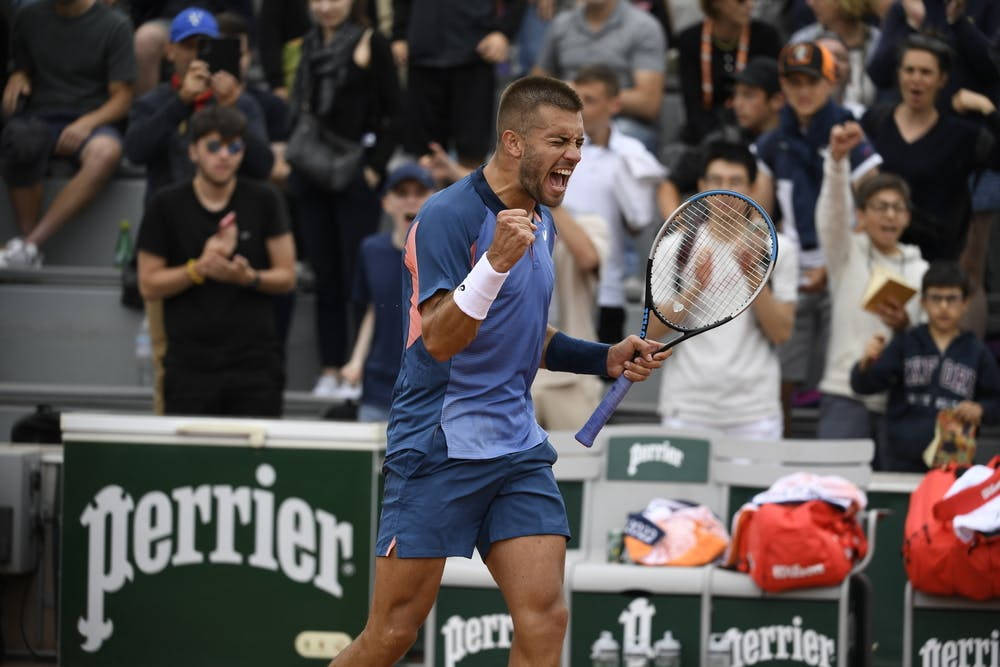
[575,189,778,447]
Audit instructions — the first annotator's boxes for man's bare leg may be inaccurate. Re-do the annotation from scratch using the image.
[24,135,121,248]
[484,535,568,666]
[329,551,445,666]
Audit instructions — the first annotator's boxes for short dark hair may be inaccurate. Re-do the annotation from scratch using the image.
[922,261,970,297]
[573,64,621,97]
[496,76,582,137]
[215,11,249,38]
[899,33,952,74]
[190,105,247,142]
[699,140,757,184]
[854,172,911,210]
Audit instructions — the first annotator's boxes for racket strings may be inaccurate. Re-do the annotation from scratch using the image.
[649,194,774,330]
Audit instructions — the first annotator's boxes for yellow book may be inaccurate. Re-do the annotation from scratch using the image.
[861,264,917,313]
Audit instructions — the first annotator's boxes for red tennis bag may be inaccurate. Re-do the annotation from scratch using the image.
[903,456,1000,600]
[726,500,868,592]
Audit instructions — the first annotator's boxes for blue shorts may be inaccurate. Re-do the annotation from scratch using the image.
[375,430,570,559]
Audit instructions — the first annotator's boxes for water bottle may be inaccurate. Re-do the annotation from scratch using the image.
[591,630,620,667]
[652,631,681,667]
[623,643,651,667]
[135,317,153,386]
[114,219,133,268]
[707,632,732,667]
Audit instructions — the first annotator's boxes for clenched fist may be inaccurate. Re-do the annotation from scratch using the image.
[486,209,536,272]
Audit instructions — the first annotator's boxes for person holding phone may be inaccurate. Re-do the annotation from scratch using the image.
[124,7,274,202]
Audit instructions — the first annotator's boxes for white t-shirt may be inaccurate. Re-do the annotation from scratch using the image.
[657,231,798,425]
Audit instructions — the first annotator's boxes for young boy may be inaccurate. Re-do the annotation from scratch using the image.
[851,262,1000,472]
[816,122,927,461]
[339,163,434,421]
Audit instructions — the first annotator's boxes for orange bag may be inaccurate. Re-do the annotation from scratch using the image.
[903,456,1000,600]
[726,500,868,592]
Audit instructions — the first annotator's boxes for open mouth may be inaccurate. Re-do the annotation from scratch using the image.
[547,168,572,192]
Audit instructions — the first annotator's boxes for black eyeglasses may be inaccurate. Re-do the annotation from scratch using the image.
[205,139,244,155]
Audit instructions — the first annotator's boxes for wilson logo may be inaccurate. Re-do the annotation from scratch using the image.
[772,563,826,579]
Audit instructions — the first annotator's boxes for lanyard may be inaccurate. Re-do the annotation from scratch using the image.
[700,19,750,110]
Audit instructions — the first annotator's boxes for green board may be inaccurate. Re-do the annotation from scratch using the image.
[434,587,512,666]
[606,435,710,482]
[711,597,840,667]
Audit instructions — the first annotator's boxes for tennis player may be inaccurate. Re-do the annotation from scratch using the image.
[330,77,669,666]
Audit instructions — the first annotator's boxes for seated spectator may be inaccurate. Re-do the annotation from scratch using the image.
[675,0,781,145]
[860,34,1000,263]
[816,123,927,465]
[731,56,785,142]
[789,0,880,110]
[395,0,524,170]
[0,0,135,268]
[136,106,296,417]
[339,163,434,420]
[851,262,1000,472]
[563,65,672,344]
[649,141,797,439]
[289,0,400,398]
[753,41,882,431]
[125,7,274,203]
[533,0,666,152]
[130,0,254,96]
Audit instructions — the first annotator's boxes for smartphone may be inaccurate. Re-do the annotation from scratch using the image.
[197,37,242,79]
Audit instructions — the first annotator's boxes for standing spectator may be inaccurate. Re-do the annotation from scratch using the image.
[290,0,400,398]
[394,0,525,170]
[562,65,671,344]
[860,34,1000,263]
[675,0,782,145]
[136,106,296,417]
[124,7,274,202]
[816,123,927,464]
[533,0,666,152]
[340,163,434,422]
[257,0,310,97]
[789,0,880,111]
[851,262,1000,472]
[754,41,882,431]
[0,0,135,268]
[650,141,797,439]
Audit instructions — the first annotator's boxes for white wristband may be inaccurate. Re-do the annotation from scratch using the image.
[452,253,510,320]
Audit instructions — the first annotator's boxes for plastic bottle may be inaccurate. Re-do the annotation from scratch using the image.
[591,630,620,667]
[623,642,651,667]
[707,632,732,667]
[135,317,152,386]
[652,631,681,667]
[114,220,134,268]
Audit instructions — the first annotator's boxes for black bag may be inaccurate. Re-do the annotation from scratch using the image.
[285,113,363,192]
[11,405,61,444]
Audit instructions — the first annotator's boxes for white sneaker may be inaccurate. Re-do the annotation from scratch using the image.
[336,382,362,402]
[0,237,42,268]
[312,374,341,397]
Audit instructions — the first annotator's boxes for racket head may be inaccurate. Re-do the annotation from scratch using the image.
[644,189,777,337]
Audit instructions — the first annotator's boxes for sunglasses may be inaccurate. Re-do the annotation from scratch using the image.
[205,139,244,155]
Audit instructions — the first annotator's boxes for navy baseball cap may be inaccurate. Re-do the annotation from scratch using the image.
[733,57,780,95]
[383,163,434,193]
[170,7,220,43]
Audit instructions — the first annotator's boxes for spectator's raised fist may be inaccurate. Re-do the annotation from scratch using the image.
[829,122,863,162]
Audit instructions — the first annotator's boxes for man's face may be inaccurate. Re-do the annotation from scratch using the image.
[572,80,620,139]
[731,83,780,134]
[699,159,753,197]
[856,188,910,254]
[383,180,431,230]
[517,105,584,207]
[922,287,967,334]
[780,72,833,119]
[817,38,849,89]
[899,49,947,112]
[167,36,203,78]
[189,131,244,186]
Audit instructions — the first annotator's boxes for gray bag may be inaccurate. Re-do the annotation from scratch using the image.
[286,113,363,192]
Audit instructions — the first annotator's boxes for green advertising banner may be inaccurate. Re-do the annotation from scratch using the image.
[711,597,839,667]
[434,586,512,667]
[570,591,702,665]
[60,441,378,667]
[606,435,710,482]
[556,480,583,551]
[911,608,1000,667]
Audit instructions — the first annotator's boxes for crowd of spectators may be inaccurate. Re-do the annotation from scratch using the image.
[0,0,998,472]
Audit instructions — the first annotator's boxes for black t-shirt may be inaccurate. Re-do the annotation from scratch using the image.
[137,179,290,369]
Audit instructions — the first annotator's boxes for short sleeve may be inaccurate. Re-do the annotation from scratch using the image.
[105,15,137,84]
[630,17,667,73]
[413,207,477,305]
[136,193,169,259]
[771,233,799,303]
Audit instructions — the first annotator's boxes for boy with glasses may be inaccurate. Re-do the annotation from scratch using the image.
[136,106,296,417]
[851,262,1000,472]
[815,122,927,465]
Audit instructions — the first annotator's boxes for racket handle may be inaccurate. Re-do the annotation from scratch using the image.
[575,374,633,447]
